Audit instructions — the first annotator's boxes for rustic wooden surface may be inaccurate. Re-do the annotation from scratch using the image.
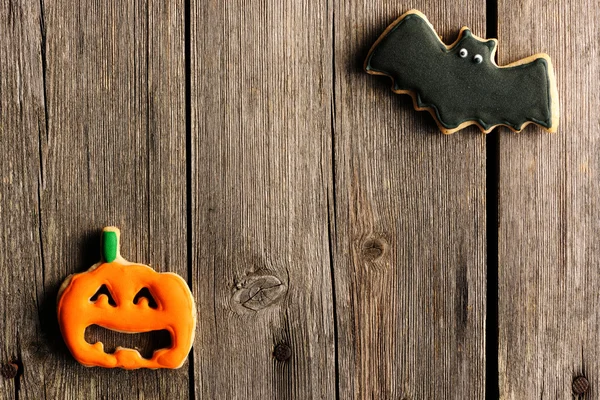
[1,0,597,398]
[333,2,487,398]
[1,0,189,398]
[0,1,45,398]
[497,0,600,399]
[189,0,336,398]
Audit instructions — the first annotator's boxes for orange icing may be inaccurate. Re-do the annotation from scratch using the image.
[57,227,196,369]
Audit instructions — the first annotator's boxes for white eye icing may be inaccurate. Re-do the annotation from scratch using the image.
[459,48,468,58]
[473,54,483,64]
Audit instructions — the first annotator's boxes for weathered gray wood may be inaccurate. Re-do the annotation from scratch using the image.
[332,3,488,398]
[0,0,45,398]
[11,0,599,397]
[497,1,600,398]
[190,0,336,398]
[19,0,187,398]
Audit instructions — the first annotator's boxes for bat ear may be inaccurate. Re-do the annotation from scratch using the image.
[484,39,497,51]
[460,28,473,38]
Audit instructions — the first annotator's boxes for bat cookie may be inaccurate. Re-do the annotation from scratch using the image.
[57,227,196,369]
[364,10,559,134]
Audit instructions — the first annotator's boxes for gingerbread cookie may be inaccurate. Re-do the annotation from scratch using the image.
[364,10,559,133]
[57,227,196,369]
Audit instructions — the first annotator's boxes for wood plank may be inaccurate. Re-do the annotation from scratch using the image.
[497,1,600,398]
[190,0,336,398]
[333,3,488,398]
[0,0,45,398]
[31,0,188,398]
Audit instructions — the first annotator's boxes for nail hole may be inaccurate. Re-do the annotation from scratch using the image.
[573,375,590,395]
[273,343,292,362]
[1,362,18,379]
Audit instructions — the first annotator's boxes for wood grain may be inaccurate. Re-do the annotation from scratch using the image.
[8,0,598,397]
[332,2,488,398]
[12,0,188,398]
[190,0,336,398]
[497,1,600,398]
[0,0,45,398]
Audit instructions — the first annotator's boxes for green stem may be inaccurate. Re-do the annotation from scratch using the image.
[102,227,120,262]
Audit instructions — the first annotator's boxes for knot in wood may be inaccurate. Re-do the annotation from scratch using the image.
[573,376,590,395]
[1,362,18,379]
[232,274,286,313]
[273,343,292,362]
[361,238,387,261]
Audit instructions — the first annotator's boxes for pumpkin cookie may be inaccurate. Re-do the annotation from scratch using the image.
[57,227,196,369]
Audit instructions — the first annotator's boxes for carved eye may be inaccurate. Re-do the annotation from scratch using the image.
[459,48,468,58]
[90,284,117,307]
[473,54,483,64]
[133,287,158,309]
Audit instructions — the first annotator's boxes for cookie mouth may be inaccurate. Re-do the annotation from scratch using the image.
[84,325,172,359]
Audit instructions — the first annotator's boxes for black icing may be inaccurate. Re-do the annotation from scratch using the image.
[365,13,553,131]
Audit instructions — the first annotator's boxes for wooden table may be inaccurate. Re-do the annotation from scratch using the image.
[1,0,596,398]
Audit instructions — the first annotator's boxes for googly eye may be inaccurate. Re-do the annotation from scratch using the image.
[459,48,468,58]
[473,54,483,64]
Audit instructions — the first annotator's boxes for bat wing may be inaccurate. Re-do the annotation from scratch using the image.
[365,10,559,133]
[474,58,555,131]
[365,12,448,99]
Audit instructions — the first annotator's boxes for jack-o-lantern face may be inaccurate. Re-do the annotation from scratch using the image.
[57,227,196,369]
